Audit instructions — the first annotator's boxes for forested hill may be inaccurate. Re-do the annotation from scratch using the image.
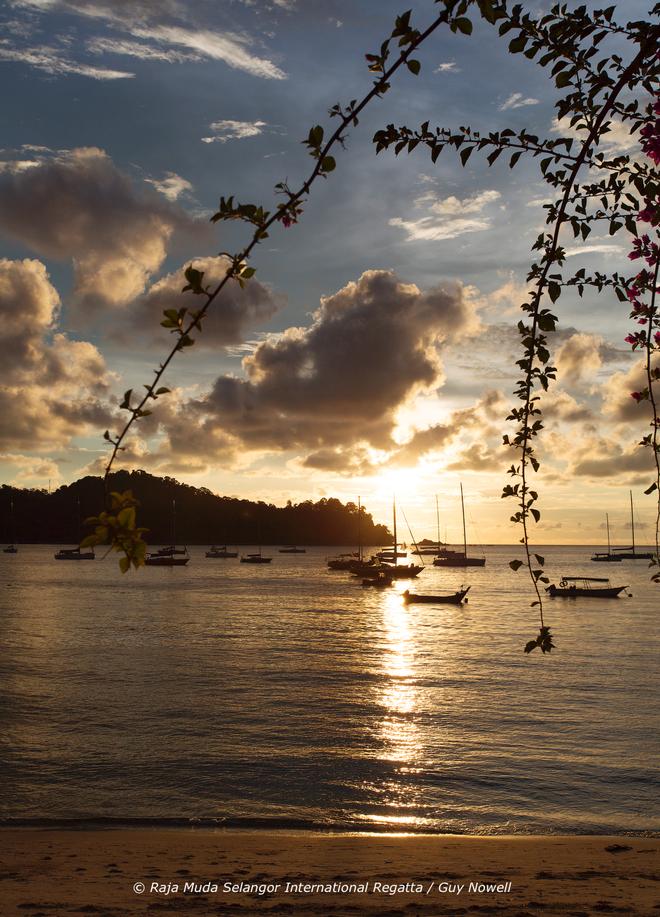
[0,470,391,546]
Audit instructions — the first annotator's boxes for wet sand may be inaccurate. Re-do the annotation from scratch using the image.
[1,829,658,915]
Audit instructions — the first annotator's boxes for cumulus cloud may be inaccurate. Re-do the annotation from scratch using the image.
[390,189,501,242]
[201,119,268,144]
[0,147,198,310]
[601,355,660,422]
[499,92,539,111]
[556,332,603,384]
[0,258,116,450]
[434,61,458,73]
[128,255,283,347]
[144,171,192,201]
[198,269,479,468]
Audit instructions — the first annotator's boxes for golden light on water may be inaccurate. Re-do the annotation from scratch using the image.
[379,589,420,763]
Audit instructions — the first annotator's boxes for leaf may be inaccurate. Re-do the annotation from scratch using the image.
[460,146,473,167]
[406,59,421,75]
[547,282,561,303]
[455,17,473,34]
[534,553,545,566]
[320,155,336,172]
[120,389,132,410]
[644,482,658,495]
[119,556,130,574]
[509,559,524,571]
[155,387,171,396]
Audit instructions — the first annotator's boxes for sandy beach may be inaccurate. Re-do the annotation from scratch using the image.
[1,829,658,915]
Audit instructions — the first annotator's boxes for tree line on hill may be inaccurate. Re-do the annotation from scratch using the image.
[0,470,391,546]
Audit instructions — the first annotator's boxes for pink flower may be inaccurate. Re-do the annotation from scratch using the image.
[630,391,643,402]
[625,334,638,345]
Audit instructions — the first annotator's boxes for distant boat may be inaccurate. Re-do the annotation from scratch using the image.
[546,576,629,598]
[206,545,239,558]
[55,496,95,561]
[55,547,95,561]
[433,486,486,567]
[240,507,271,564]
[591,513,623,562]
[608,492,654,560]
[376,548,406,560]
[403,586,470,605]
[144,554,189,567]
[381,498,422,579]
[328,496,364,569]
[4,497,17,553]
[279,546,306,553]
[240,552,272,564]
[362,570,394,588]
[145,499,189,567]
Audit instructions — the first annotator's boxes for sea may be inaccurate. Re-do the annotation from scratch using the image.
[1,544,658,836]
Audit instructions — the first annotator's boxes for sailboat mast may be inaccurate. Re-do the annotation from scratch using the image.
[393,497,398,567]
[357,496,362,562]
[436,494,440,548]
[630,490,636,556]
[606,513,611,554]
[460,483,467,557]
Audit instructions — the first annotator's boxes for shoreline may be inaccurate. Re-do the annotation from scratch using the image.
[2,829,658,915]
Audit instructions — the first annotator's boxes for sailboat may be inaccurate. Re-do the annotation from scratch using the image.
[609,491,653,560]
[145,500,189,566]
[55,497,95,560]
[433,484,486,567]
[206,545,238,558]
[3,497,17,553]
[240,507,272,564]
[328,497,363,569]
[279,546,306,553]
[591,513,623,562]
[412,496,444,555]
[376,498,422,579]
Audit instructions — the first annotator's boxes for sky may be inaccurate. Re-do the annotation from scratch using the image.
[0,0,657,544]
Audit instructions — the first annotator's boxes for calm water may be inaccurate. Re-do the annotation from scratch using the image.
[0,545,658,835]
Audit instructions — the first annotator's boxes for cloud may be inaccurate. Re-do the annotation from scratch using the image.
[565,243,626,257]
[541,389,594,424]
[87,36,197,63]
[0,258,116,450]
[10,0,287,80]
[201,119,269,144]
[0,452,61,485]
[389,390,506,467]
[555,332,603,384]
[0,43,134,79]
[601,355,660,422]
[0,147,197,310]
[133,26,286,79]
[551,116,637,156]
[390,189,501,243]
[144,171,192,201]
[434,61,458,73]
[199,270,479,466]
[127,255,283,347]
[499,92,539,111]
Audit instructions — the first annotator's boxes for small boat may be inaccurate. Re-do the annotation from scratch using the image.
[403,586,470,605]
[145,553,189,567]
[240,552,272,564]
[362,571,394,588]
[432,486,486,567]
[4,497,17,553]
[376,548,406,560]
[154,545,188,557]
[382,562,423,579]
[591,513,623,562]
[206,545,239,558]
[279,546,306,553]
[546,577,629,598]
[54,547,95,561]
[145,500,189,566]
[328,552,359,570]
